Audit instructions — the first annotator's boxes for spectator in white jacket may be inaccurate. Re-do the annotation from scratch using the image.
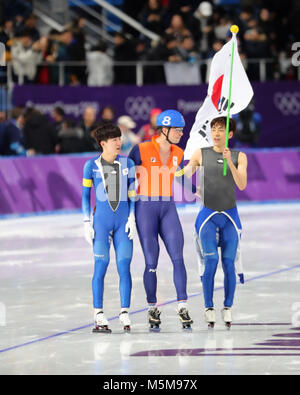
[11,30,42,83]
[117,115,140,156]
[87,41,113,86]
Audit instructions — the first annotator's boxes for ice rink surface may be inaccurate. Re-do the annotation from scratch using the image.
[0,202,300,375]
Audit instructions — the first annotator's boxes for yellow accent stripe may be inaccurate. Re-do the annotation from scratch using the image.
[82,178,93,188]
[128,190,137,198]
[175,168,185,177]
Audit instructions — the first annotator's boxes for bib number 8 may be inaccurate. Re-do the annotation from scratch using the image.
[162,116,171,126]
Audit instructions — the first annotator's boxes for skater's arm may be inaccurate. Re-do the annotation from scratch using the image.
[127,158,137,215]
[128,144,142,193]
[128,144,142,166]
[223,150,247,191]
[82,160,95,245]
[125,158,137,240]
[174,157,196,194]
[82,160,93,221]
[182,149,202,179]
[174,149,201,195]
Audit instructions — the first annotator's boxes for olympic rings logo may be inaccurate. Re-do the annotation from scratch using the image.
[124,96,156,121]
[273,92,300,116]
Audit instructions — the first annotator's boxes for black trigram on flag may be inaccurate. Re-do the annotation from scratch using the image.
[197,120,210,141]
[218,96,235,113]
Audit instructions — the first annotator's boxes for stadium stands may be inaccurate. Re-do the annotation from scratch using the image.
[0,0,299,156]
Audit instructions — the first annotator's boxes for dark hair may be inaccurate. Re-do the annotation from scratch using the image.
[11,106,24,120]
[156,126,163,136]
[22,107,40,121]
[114,31,127,40]
[63,119,77,128]
[15,28,32,38]
[211,116,236,135]
[94,122,121,147]
[164,33,177,44]
[100,105,115,118]
[91,40,108,53]
[27,13,38,20]
[53,106,65,117]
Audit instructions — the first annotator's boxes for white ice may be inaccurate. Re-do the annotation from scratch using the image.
[0,202,300,375]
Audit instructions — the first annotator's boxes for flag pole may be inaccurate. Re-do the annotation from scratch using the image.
[223,25,239,176]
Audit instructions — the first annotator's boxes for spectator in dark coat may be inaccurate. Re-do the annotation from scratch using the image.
[0,19,14,46]
[2,0,32,22]
[69,18,87,84]
[0,107,26,156]
[78,106,99,152]
[113,32,136,84]
[51,106,65,135]
[78,107,99,138]
[139,0,166,36]
[55,119,85,154]
[19,14,40,42]
[23,108,58,155]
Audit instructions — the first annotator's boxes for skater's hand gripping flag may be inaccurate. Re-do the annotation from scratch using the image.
[184,26,253,159]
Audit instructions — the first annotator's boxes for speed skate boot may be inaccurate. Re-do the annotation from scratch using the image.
[204,308,216,328]
[93,310,112,333]
[148,307,161,332]
[221,307,232,329]
[178,307,193,330]
[119,311,131,332]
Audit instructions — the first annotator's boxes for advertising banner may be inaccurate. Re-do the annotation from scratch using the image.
[12,81,300,149]
[0,149,299,215]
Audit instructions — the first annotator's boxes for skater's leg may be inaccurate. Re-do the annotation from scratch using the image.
[159,202,188,302]
[135,201,160,305]
[219,218,239,308]
[142,239,160,305]
[92,238,110,309]
[113,225,133,309]
[222,257,236,307]
[199,220,219,309]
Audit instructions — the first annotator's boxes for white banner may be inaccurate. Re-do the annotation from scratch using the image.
[164,62,201,85]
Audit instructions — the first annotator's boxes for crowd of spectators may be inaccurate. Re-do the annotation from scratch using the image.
[0,0,299,84]
[0,100,262,157]
[0,104,163,157]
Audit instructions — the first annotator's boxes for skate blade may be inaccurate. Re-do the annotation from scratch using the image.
[149,326,161,332]
[225,322,231,329]
[92,326,112,334]
[208,323,215,329]
[123,326,131,333]
[182,325,192,331]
